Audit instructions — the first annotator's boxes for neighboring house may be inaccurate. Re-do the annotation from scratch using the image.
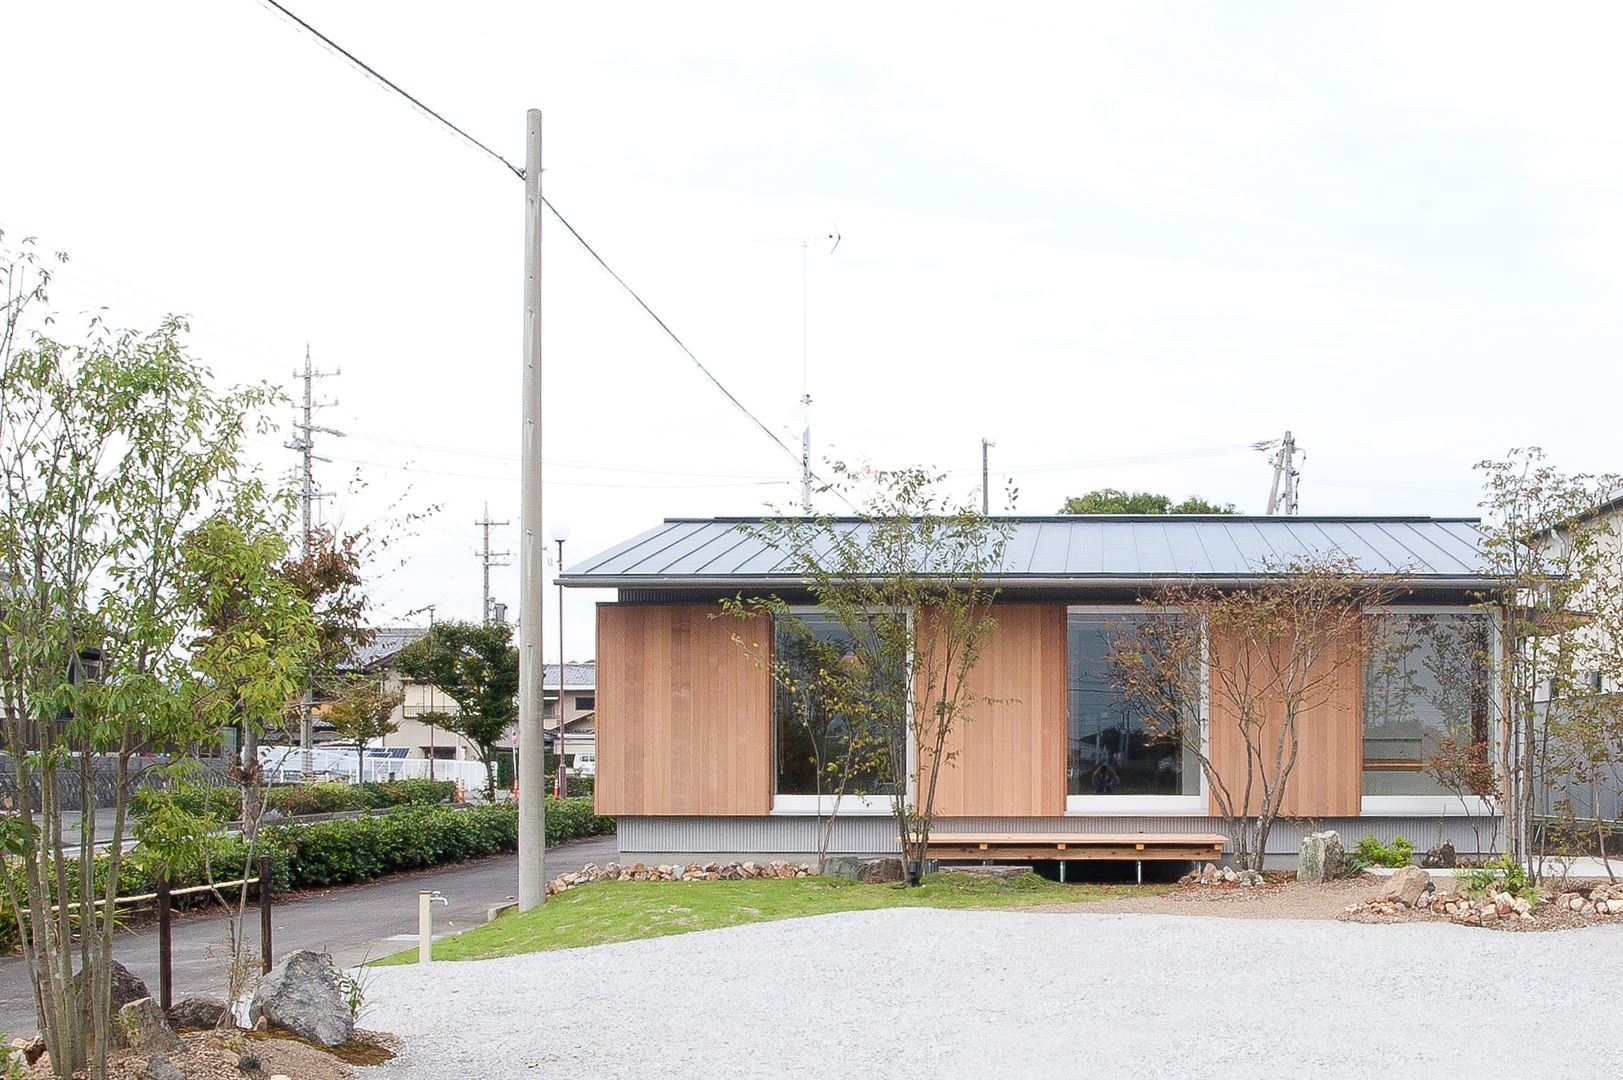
[560,516,1504,867]
[544,662,596,758]
[354,627,492,763]
[1532,495,1623,822]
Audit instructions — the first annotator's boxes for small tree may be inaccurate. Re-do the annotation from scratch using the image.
[396,620,519,800]
[1110,558,1391,871]
[0,233,283,1078]
[746,463,1012,885]
[320,673,405,782]
[1476,449,1623,880]
[718,597,888,873]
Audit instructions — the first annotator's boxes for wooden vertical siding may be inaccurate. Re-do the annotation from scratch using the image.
[595,604,772,816]
[921,605,1068,817]
[1205,632,1363,818]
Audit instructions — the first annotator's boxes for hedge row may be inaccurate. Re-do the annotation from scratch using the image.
[131,779,458,822]
[0,798,614,947]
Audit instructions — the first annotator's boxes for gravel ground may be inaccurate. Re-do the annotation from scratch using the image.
[358,904,1623,1080]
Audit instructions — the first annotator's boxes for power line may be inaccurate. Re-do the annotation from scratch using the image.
[258,0,523,181]
[254,0,823,497]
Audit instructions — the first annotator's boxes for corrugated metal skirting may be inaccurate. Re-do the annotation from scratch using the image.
[618,814,1500,862]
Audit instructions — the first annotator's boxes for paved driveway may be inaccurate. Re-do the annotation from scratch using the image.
[0,834,618,1037]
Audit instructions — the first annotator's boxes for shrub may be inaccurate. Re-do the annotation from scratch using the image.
[263,782,370,817]
[1464,856,1538,902]
[362,779,455,808]
[1352,833,1415,869]
[132,782,242,823]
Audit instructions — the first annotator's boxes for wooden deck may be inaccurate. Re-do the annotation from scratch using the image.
[925,831,1227,863]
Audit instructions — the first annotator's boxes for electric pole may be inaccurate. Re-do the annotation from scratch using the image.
[517,110,547,911]
[284,346,343,776]
[1260,430,1302,516]
[982,438,995,515]
[476,503,511,625]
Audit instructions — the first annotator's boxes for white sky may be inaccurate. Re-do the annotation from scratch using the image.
[6,1,1623,659]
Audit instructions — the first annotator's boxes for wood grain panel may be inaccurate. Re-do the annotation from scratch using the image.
[922,605,1068,818]
[1206,630,1363,819]
[595,604,772,816]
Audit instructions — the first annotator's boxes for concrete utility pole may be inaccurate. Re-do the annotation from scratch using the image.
[982,438,995,515]
[476,503,511,625]
[517,110,547,911]
[285,346,342,776]
[1263,430,1302,516]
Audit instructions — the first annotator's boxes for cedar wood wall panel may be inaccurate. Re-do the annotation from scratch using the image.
[596,605,772,816]
[922,605,1067,817]
[1206,632,1363,818]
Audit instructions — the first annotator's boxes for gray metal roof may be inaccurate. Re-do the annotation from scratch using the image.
[558,516,1494,589]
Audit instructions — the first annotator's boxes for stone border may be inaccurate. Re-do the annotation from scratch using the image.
[547,860,811,895]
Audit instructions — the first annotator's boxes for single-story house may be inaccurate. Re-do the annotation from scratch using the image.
[560,516,1502,868]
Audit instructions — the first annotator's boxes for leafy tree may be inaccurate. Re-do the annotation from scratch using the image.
[1109,558,1394,871]
[319,673,405,783]
[0,233,283,1077]
[396,620,519,801]
[743,463,1013,885]
[1475,449,1623,880]
[718,598,888,872]
[1058,488,1238,515]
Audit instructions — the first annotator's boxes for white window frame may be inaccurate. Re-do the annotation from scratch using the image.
[1064,605,1207,816]
[1359,605,1501,818]
[770,605,911,816]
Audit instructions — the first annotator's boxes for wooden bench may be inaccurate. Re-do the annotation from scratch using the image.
[921,831,1228,883]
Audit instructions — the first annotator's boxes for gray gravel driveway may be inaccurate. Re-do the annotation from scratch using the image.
[361,907,1622,1079]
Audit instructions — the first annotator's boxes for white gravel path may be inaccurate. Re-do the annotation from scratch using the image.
[359,908,1623,1079]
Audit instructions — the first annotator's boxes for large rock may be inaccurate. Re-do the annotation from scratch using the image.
[1297,830,1348,883]
[144,1052,186,1080]
[1377,865,1431,907]
[1421,841,1457,869]
[117,998,183,1056]
[167,994,229,1030]
[72,959,151,1012]
[822,856,905,883]
[249,950,354,1047]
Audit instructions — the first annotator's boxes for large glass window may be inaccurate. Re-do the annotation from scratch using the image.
[1067,612,1201,797]
[1363,612,1493,796]
[774,612,896,798]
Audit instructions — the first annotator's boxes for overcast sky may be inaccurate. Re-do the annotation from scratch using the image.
[6,1,1622,659]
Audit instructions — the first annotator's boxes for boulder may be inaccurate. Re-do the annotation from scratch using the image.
[1421,841,1457,869]
[1376,865,1431,907]
[822,856,905,884]
[144,1051,186,1080]
[167,994,229,1030]
[118,998,183,1056]
[249,950,354,1047]
[1297,830,1348,883]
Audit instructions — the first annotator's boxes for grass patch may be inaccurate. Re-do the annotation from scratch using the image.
[374,872,1171,965]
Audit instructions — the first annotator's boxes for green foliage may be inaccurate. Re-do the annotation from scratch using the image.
[1352,833,1415,869]
[1059,489,1238,515]
[0,229,299,1077]
[739,463,1014,885]
[132,783,243,824]
[396,621,520,800]
[366,778,457,808]
[261,779,457,817]
[1464,856,1538,902]
[1,799,613,949]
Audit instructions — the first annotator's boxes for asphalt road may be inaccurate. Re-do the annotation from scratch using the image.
[0,833,620,1038]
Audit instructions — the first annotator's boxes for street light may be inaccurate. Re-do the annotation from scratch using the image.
[550,521,571,799]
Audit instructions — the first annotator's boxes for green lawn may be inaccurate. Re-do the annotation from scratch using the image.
[375,872,1171,965]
